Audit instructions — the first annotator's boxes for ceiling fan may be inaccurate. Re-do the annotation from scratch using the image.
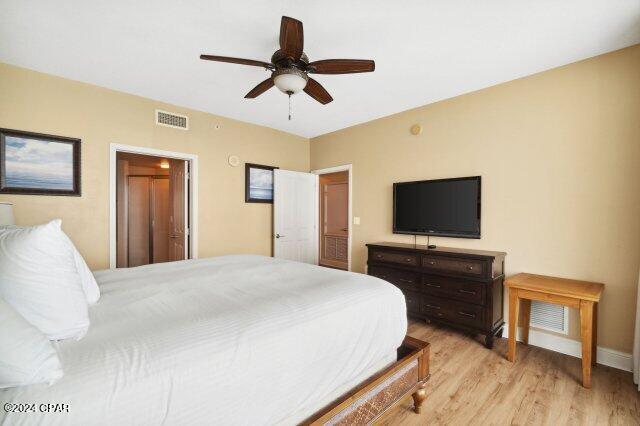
[200,16,375,112]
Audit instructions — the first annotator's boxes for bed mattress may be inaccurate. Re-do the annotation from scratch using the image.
[0,255,407,425]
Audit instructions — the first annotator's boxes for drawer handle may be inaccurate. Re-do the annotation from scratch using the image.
[458,311,476,318]
[467,266,474,270]
[405,258,413,262]
[399,278,414,283]
[425,283,441,288]
[376,254,383,259]
[459,289,476,295]
[425,304,441,310]
[428,261,436,265]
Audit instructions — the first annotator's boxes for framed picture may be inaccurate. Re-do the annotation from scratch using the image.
[245,163,278,203]
[0,128,81,196]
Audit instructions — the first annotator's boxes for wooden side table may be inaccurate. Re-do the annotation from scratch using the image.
[505,273,604,388]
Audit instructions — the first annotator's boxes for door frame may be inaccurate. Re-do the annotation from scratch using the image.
[109,143,199,268]
[311,164,353,271]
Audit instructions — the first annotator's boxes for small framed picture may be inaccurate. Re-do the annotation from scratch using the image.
[0,128,81,196]
[245,163,277,203]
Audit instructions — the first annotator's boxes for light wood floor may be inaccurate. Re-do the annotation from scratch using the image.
[381,320,640,425]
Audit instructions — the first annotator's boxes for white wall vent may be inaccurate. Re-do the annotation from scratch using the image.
[530,301,568,334]
[156,110,189,130]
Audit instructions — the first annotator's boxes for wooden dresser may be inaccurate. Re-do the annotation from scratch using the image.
[366,242,506,348]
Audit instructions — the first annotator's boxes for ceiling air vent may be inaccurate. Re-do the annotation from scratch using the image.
[156,110,189,130]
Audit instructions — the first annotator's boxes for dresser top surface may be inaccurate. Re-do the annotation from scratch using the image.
[366,242,506,259]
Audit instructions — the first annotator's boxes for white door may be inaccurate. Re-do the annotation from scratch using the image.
[274,169,318,264]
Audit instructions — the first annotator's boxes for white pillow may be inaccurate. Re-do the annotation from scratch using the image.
[0,297,63,388]
[0,224,100,305]
[60,233,100,304]
[0,220,90,340]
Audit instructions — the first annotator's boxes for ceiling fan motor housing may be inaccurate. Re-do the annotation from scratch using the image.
[271,50,309,68]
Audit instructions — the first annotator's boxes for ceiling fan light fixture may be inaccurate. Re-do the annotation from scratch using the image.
[200,17,375,105]
[273,68,308,94]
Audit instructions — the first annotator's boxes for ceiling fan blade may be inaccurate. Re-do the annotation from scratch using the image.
[200,55,273,69]
[307,59,375,74]
[279,16,304,60]
[244,78,275,98]
[304,78,333,105]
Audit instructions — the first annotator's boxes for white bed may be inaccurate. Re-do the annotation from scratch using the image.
[0,255,407,426]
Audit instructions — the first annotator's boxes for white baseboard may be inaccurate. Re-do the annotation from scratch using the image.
[503,325,632,372]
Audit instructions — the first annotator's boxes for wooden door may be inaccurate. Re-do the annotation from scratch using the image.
[273,169,318,264]
[127,176,151,267]
[324,182,348,237]
[320,179,348,269]
[168,159,187,261]
[151,177,170,263]
[116,159,129,268]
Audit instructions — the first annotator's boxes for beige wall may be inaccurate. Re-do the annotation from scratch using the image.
[311,45,640,353]
[0,63,310,270]
[2,45,639,352]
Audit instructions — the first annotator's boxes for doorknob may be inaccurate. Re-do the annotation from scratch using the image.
[275,234,285,239]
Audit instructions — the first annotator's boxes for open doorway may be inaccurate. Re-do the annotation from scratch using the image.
[313,165,352,271]
[115,152,188,267]
[110,144,198,269]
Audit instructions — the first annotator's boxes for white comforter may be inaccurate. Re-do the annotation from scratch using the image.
[1,255,407,426]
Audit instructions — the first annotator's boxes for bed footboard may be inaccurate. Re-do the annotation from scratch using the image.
[302,335,430,425]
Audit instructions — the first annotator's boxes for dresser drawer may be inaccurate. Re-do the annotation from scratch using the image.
[421,275,485,305]
[372,250,418,266]
[369,266,419,291]
[421,294,484,329]
[421,255,484,277]
[403,290,421,315]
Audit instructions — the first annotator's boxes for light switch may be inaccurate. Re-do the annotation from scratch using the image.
[353,217,361,225]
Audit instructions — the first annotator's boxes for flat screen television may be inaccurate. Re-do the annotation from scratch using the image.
[393,176,481,238]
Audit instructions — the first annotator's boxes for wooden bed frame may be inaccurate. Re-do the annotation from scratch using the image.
[302,336,430,425]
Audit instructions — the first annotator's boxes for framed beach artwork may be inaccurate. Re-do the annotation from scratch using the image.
[0,128,81,196]
[245,163,277,203]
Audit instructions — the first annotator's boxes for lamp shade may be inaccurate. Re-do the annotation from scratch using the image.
[0,202,14,226]
[272,68,308,94]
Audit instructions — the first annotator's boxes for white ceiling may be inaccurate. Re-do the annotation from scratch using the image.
[1,1,639,138]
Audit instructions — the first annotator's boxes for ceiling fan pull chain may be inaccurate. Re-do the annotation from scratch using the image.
[288,92,292,120]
